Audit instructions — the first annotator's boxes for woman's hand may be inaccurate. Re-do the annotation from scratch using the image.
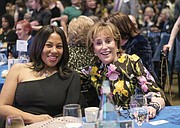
[163,43,172,52]
[27,114,53,124]
[147,106,157,119]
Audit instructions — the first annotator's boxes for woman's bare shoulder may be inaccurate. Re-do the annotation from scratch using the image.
[10,62,32,71]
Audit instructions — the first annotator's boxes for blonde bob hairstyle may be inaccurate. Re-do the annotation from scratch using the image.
[87,21,122,54]
[68,15,94,45]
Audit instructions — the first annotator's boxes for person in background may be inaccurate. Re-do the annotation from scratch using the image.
[0,0,6,18]
[61,0,82,24]
[52,0,82,36]
[23,12,32,22]
[28,0,52,36]
[68,16,95,70]
[80,21,166,119]
[140,6,157,29]
[0,13,18,58]
[163,15,180,51]
[14,0,27,24]
[174,0,180,20]
[113,0,139,18]
[15,20,34,58]
[0,25,83,127]
[5,2,15,17]
[48,0,64,27]
[104,12,158,84]
[128,15,138,28]
[155,8,173,33]
[67,16,99,107]
[82,0,97,17]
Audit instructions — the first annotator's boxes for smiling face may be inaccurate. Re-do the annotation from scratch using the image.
[86,0,96,9]
[41,32,63,68]
[16,24,28,40]
[1,17,9,30]
[93,31,118,64]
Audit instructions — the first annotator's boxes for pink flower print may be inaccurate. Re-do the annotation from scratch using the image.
[106,64,120,81]
[143,67,155,82]
[138,76,152,92]
[81,66,92,75]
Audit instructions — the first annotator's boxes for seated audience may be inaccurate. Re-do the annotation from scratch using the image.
[80,22,166,119]
[0,25,83,127]
[0,13,18,58]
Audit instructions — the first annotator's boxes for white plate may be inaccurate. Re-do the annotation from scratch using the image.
[26,116,82,128]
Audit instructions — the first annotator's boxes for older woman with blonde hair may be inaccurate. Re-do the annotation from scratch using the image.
[80,21,166,119]
[68,15,99,107]
[68,15,96,70]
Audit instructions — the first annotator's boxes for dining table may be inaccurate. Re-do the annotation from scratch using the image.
[25,106,180,128]
[0,64,7,91]
[128,106,180,128]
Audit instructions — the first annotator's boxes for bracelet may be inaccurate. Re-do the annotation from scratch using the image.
[148,102,161,114]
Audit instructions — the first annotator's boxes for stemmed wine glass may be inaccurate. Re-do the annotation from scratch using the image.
[63,104,82,128]
[130,94,148,127]
[5,115,25,128]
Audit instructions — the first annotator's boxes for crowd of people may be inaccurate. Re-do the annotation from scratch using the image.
[0,0,180,127]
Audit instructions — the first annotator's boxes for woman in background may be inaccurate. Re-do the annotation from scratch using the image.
[68,16,99,107]
[15,20,34,58]
[0,13,18,58]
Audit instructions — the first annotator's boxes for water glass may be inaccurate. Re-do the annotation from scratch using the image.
[63,104,82,128]
[5,115,25,128]
[130,94,148,127]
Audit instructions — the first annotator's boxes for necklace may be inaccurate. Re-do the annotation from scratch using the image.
[43,70,52,78]
[45,72,50,78]
[44,69,57,78]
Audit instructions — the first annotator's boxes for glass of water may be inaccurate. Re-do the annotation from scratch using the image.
[5,115,25,128]
[130,94,148,127]
[63,104,82,128]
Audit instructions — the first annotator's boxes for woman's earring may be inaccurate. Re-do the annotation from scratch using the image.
[117,49,120,53]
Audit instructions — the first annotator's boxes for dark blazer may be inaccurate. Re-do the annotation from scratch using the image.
[122,34,155,76]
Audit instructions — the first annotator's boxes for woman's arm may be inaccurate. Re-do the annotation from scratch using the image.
[163,16,180,51]
[0,64,52,124]
[57,1,64,13]
[132,54,165,118]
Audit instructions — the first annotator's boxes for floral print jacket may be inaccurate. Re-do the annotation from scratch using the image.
[80,54,166,107]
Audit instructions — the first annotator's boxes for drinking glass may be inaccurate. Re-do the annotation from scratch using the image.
[130,94,148,127]
[5,115,25,128]
[63,104,82,128]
